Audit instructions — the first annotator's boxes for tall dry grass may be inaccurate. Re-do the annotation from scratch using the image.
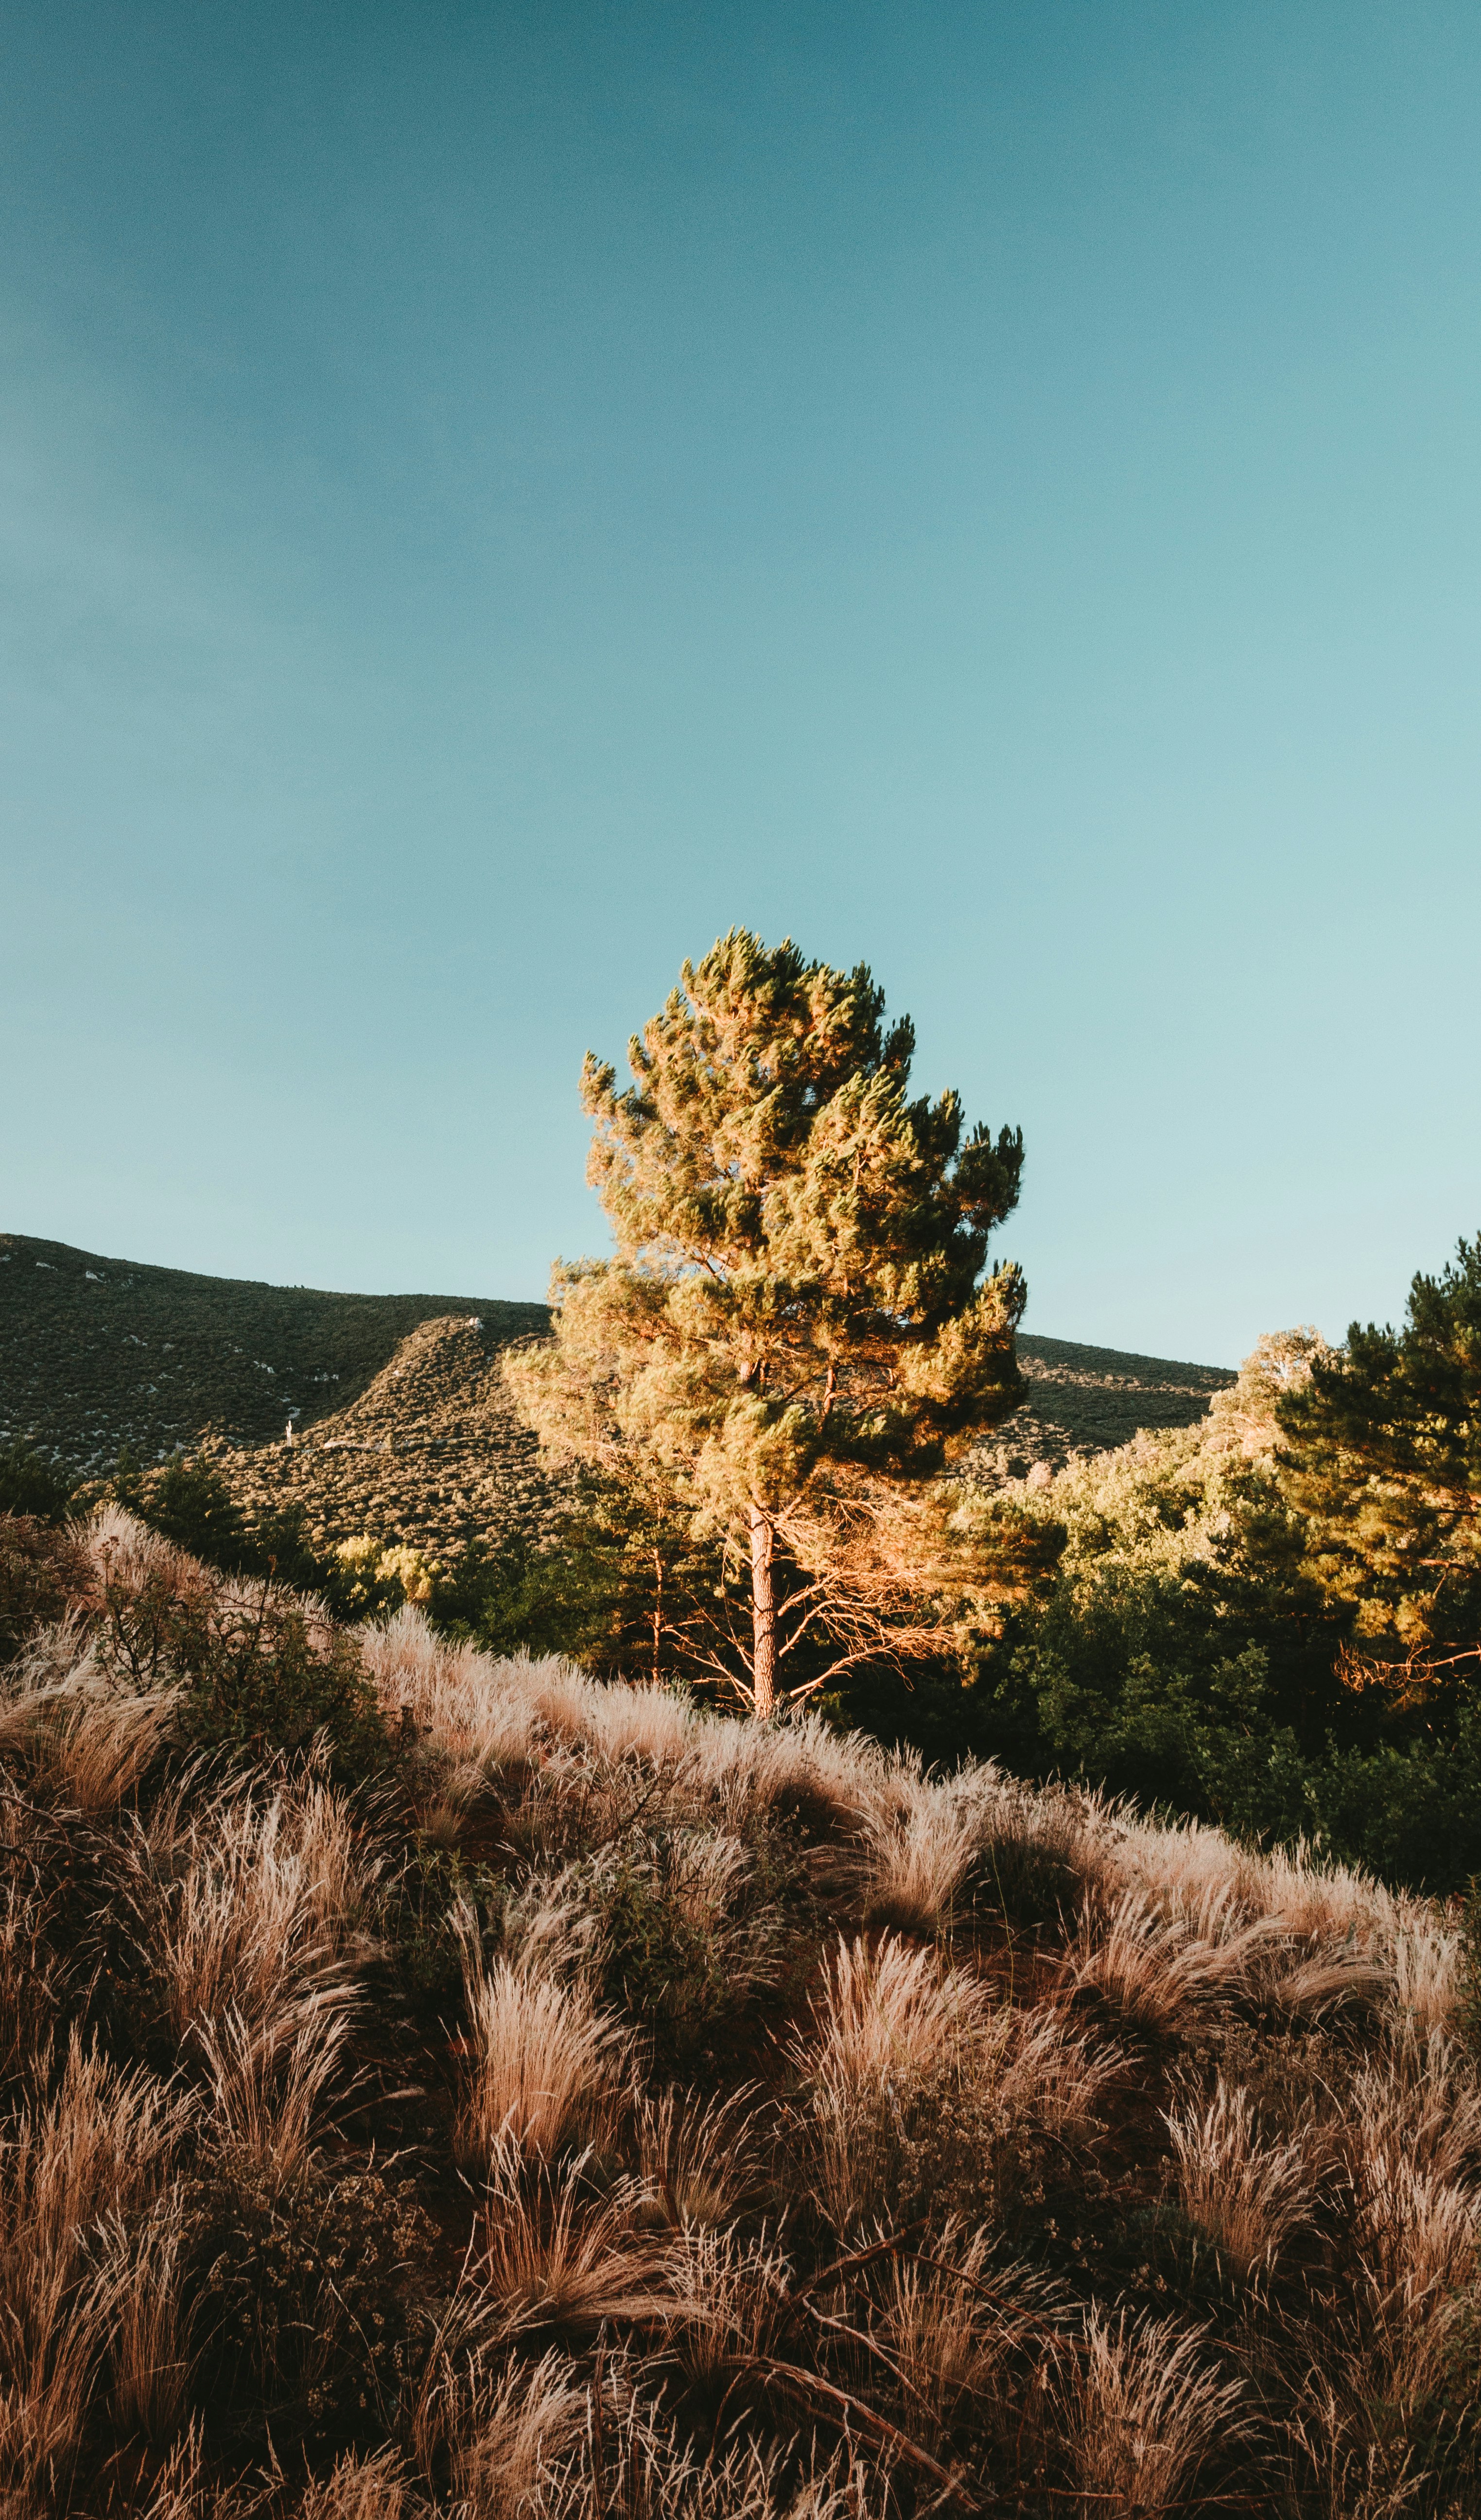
[0,1618,179,1811]
[792,1932,1118,2234]
[1060,2308,1254,2516]
[453,1932,632,2170]
[0,2035,190,2492]
[1064,1881,1280,2035]
[0,1509,1478,2516]
[125,1772,372,2054]
[472,2137,672,2337]
[859,1770,983,1936]
[877,2222,1059,2445]
[1163,2075,1314,2277]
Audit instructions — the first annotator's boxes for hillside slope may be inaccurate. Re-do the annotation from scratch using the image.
[993,1333,1233,1476]
[3,1232,1235,1555]
[197,1311,569,1561]
[0,1231,546,1471]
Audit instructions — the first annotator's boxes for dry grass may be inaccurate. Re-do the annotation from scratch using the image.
[1064,1881,1280,2035]
[859,1770,982,1936]
[0,2036,189,2490]
[0,1624,180,1811]
[1061,2308,1254,2516]
[792,1934,1119,2235]
[878,2222,1059,2443]
[453,1939,632,2170]
[101,2191,193,2442]
[295,2448,413,2520]
[448,2347,590,2519]
[471,2139,672,2338]
[2,1508,1479,2517]
[1164,2075,1315,2277]
[798,1932,988,2102]
[634,2082,762,2229]
[195,1995,352,2176]
[790,1934,985,2229]
[125,1772,372,2057]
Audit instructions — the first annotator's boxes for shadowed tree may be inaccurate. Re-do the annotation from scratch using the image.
[506,929,1051,1716]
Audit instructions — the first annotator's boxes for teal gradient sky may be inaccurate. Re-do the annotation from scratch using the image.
[4,3,1480,1364]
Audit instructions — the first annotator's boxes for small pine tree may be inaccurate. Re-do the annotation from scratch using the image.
[507,929,1049,1716]
[1276,1234,1481,1677]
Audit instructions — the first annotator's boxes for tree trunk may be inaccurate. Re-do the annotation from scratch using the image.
[749,1505,779,1721]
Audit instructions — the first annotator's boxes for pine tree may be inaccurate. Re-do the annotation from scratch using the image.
[506,929,1048,1716]
[1276,1234,1481,1679]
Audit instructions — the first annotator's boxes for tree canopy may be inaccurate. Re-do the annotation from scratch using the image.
[506,929,1047,1714]
[1276,1234,1481,1680]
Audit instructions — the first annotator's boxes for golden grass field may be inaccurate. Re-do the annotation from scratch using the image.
[0,1499,1475,2517]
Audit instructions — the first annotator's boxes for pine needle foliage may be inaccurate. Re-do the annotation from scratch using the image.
[1276,1232,1481,1678]
[506,930,1046,1715]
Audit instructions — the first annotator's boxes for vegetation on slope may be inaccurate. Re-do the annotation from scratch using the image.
[0,1234,1229,1567]
[0,1233,546,1476]
[1,1503,1479,2517]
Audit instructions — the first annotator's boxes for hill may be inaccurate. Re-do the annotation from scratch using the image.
[0,1501,1472,2517]
[0,1227,545,1447]
[1,1231,1235,1558]
[988,1332,1234,1476]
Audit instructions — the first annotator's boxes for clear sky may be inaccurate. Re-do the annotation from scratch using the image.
[3,2,1479,1365]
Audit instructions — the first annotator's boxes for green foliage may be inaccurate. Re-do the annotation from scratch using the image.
[581,1836,734,2069]
[1303,1717,1481,1892]
[824,1318,1481,1894]
[97,1558,388,1775]
[378,1838,507,2030]
[508,927,1043,1714]
[121,1454,255,1567]
[110,1453,379,1612]
[184,1600,383,1772]
[431,1476,743,1700]
[0,1437,76,1523]
[432,1505,628,1666]
[1277,1233,1481,1662]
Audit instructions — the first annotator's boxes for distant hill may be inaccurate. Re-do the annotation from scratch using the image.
[1,1230,1235,1557]
[1001,1332,1236,1477]
[0,1231,546,1472]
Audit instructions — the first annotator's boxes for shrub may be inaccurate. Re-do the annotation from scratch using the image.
[180,2152,434,2459]
[0,1513,88,1663]
[124,1458,254,1572]
[94,1559,387,1773]
[0,1439,76,1524]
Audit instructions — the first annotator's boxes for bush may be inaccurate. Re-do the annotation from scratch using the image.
[0,1438,76,1523]
[180,2152,434,2458]
[588,1839,732,2068]
[117,1456,345,1599]
[432,1519,623,1663]
[96,1559,388,1775]
[122,1456,253,1570]
[0,1512,88,1663]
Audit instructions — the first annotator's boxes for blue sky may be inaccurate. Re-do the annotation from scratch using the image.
[3,2,1479,1365]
